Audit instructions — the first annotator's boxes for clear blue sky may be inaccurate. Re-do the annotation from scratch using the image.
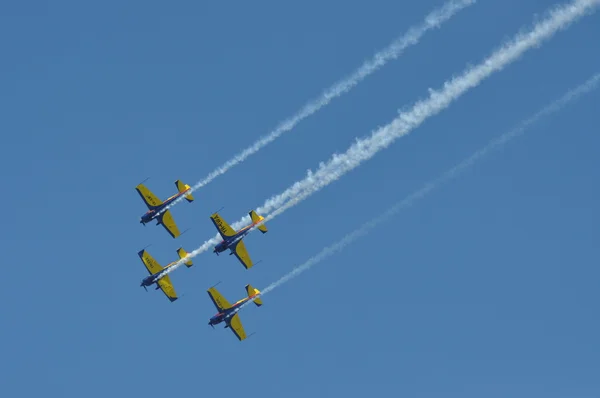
[1,1,598,397]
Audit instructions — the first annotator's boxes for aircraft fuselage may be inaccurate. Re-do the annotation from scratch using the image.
[139,191,187,225]
[213,223,256,254]
[208,297,252,327]
[139,262,175,289]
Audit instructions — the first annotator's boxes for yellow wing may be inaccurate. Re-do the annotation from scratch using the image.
[233,240,253,269]
[159,210,181,238]
[135,184,163,209]
[210,213,237,239]
[138,249,163,275]
[228,313,247,341]
[157,274,178,302]
[207,287,232,311]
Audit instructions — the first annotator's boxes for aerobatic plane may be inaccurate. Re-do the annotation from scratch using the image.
[136,179,194,238]
[210,210,268,269]
[207,284,262,341]
[138,247,193,302]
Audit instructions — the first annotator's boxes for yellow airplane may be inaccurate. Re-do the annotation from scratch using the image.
[210,210,268,269]
[207,284,262,341]
[136,179,194,238]
[138,247,193,302]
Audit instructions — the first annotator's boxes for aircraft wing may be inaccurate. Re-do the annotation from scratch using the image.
[207,287,232,311]
[231,240,253,269]
[136,184,163,209]
[157,274,178,302]
[210,213,237,239]
[157,210,181,238]
[227,313,247,341]
[138,249,163,275]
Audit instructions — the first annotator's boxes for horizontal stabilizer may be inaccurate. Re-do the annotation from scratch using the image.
[245,284,263,307]
[249,210,267,234]
[175,180,194,202]
[177,247,193,268]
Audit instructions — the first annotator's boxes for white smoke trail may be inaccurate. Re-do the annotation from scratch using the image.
[234,71,600,310]
[159,0,477,214]
[249,0,600,222]
[162,0,600,277]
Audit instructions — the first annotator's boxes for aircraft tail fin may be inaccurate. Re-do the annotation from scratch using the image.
[249,210,267,234]
[176,247,193,268]
[175,180,194,202]
[245,284,263,307]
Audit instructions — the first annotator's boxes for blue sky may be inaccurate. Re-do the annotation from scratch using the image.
[1,0,599,397]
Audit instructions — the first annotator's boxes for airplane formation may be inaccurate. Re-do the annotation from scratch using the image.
[131,0,600,343]
[135,179,266,341]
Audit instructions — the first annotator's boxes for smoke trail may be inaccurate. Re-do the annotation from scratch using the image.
[235,71,600,309]
[159,0,477,214]
[248,0,600,222]
[162,0,600,276]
